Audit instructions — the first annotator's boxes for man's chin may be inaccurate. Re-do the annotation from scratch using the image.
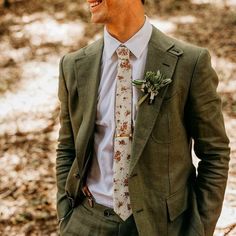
[91,14,106,24]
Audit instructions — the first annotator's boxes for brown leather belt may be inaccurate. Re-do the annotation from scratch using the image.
[81,185,120,219]
[82,185,95,208]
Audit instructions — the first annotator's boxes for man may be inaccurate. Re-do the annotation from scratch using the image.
[56,0,230,235]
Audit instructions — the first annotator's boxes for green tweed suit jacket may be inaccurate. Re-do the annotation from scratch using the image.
[56,26,230,236]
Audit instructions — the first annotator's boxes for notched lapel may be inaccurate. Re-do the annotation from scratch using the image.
[74,39,104,102]
[74,40,103,174]
[129,29,181,175]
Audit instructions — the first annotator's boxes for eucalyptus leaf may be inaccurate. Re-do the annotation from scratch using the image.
[132,80,145,85]
[133,70,172,106]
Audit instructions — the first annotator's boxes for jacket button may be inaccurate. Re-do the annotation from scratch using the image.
[73,173,80,178]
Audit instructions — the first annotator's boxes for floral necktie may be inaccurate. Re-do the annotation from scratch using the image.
[113,45,133,221]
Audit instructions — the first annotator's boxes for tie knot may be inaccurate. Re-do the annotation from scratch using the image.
[116,46,130,60]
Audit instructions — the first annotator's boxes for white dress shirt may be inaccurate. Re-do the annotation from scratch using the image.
[86,18,153,208]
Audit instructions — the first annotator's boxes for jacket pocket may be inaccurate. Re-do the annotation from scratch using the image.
[166,186,189,222]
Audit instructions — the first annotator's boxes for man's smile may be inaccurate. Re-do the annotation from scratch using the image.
[88,0,103,12]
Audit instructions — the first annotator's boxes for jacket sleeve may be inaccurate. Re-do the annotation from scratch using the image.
[187,49,230,236]
[56,56,75,221]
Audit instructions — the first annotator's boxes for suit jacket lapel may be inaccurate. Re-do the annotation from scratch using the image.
[74,39,104,174]
[129,27,180,175]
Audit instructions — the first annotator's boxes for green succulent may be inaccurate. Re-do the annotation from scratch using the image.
[132,70,172,106]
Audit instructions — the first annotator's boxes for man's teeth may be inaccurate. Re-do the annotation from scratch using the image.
[91,1,102,7]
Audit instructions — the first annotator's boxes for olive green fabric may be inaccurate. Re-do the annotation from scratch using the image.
[56,26,230,236]
[60,198,139,236]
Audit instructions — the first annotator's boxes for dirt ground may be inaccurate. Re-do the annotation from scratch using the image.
[0,0,235,235]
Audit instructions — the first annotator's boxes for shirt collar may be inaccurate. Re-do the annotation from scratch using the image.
[103,16,153,60]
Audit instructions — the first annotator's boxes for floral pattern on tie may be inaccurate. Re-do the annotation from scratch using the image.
[113,45,133,221]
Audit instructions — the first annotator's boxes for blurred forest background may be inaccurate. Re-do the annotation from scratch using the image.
[0,0,235,235]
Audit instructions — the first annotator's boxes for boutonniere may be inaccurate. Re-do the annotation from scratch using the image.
[132,70,172,106]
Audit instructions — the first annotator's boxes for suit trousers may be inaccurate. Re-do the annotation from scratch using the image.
[60,197,139,236]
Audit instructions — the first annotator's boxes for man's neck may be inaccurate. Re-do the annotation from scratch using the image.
[106,14,145,43]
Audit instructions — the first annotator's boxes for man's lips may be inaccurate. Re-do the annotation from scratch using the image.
[88,0,103,10]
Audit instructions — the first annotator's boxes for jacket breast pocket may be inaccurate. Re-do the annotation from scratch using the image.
[151,90,184,144]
